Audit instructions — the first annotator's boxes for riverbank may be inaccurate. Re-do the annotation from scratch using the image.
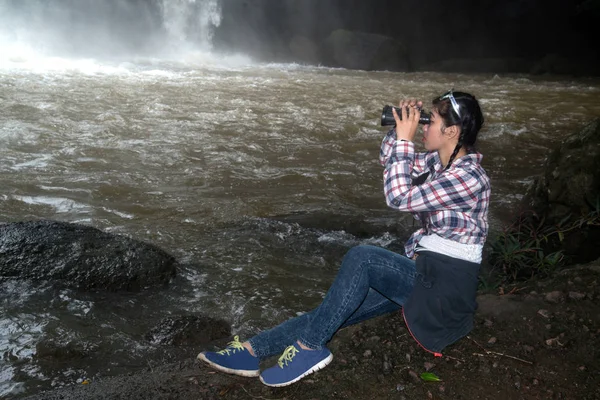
[23,259,600,400]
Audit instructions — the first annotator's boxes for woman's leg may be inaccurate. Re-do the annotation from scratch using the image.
[298,245,415,350]
[249,245,415,357]
[258,245,416,386]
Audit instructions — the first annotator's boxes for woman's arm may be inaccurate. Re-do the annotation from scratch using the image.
[383,141,482,212]
[379,129,432,177]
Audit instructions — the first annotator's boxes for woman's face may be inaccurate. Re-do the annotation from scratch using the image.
[421,109,447,151]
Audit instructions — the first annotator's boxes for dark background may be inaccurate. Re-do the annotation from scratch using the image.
[212,0,599,75]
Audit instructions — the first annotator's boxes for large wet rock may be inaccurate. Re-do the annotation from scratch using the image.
[0,220,177,291]
[324,29,409,71]
[523,118,600,262]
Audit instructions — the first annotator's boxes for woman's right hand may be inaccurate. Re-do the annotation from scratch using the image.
[393,99,423,142]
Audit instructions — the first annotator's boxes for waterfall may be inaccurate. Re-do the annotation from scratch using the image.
[162,0,222,51]
[0,0,223,62]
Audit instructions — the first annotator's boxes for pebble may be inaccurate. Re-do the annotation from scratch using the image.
[545,291,565,303]
[405,353,411,362]
[537,309,550,319]
[396,384,405,392]
[484,319,493,327]
[568,291,586,301]
[545,337,562,346]
[424,362,435,371]
[383,361,391,374]
[579,366,586,371]
[363,350,372,357]
[439,385,446,393]
[523,345,535,353]
[408,370,421,383]
[427,390,433,399]
[488,337,497,344]
[368,335,381,342]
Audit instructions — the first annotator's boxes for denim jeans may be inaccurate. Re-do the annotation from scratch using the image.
[248,245,416,359]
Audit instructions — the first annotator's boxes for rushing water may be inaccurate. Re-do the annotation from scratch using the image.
[1,3,600,399]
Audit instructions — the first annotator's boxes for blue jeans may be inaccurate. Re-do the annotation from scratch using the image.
[248,245,416,359]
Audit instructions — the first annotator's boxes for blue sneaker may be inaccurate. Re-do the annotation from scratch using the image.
[197,336,260,377]
[259,343,333,387]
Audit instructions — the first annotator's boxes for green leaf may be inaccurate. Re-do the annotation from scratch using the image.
[420,372,442,382]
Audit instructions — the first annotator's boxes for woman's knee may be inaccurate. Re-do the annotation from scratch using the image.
[340,245,375,270]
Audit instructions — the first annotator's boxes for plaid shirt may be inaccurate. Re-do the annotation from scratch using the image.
[379,130,491,258]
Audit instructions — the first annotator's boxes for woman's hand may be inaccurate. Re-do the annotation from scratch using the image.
[393,99,423,142]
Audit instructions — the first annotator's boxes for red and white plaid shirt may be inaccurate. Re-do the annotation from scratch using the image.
[379,130,491,259]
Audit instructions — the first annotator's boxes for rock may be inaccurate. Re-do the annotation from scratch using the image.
[324,29,409,71]
[424,362,435,371]
[363,349,372,357]
[545,337,563,347]
[0,221,177,291]
[568,292,586,301]
[408,369,420,383]
[522,118,600,263]
[144,316,230,346]
[545,291,565,304]
[537,309,551,318]
[488,337,497,345]
[422,57,532,74]
[36,339,98,362]
[530,53,597,76]
[383,361,391,374]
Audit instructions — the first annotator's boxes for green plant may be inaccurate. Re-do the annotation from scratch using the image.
[489,204,600,283]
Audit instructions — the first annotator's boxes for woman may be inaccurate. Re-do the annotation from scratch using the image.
[198,90,490,387]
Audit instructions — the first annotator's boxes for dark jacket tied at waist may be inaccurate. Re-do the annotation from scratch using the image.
[403,251,480,355]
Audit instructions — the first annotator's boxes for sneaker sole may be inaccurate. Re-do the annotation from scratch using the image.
[197,352,260,378]
[259,353,333,387]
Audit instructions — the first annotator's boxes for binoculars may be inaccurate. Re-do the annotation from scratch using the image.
[381,105,431,126]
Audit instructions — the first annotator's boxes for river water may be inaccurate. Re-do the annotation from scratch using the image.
[1,6,600,400]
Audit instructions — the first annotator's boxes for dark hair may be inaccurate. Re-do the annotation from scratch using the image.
[432,91,484,170]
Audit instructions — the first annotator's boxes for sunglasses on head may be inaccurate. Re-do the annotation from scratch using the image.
[438,90,461,118]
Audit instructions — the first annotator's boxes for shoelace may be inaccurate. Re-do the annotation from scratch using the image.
[217,335,245,356]
[277,345,299,368]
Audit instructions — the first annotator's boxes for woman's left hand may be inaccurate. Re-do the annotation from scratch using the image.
[392,99,423,142]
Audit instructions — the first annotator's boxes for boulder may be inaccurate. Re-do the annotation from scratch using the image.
[145,315,231,346]
[324,29,409,71]
[523,119,600,262]
[0,220,177,291]
[420,57,533,74]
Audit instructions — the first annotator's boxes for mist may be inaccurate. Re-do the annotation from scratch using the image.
[0,0,221,61]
